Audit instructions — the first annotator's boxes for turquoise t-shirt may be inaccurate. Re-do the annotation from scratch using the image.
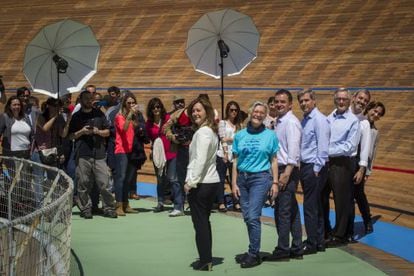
[233,128,279,173]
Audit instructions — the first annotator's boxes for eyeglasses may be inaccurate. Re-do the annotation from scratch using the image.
[152,105,161,110]
[126,101,135,105]
[229,108,239,112]
[174,100,185,105]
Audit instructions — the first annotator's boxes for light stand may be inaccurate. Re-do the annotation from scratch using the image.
[52,54,68,98]
[218,39,229,118]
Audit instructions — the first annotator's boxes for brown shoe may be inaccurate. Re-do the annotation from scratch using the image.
[123,202,139,213]
[115,202,126,216]
[129,192,140,200]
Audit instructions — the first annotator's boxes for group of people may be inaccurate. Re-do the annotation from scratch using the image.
[164,88,385,271]
[0,84,386,271]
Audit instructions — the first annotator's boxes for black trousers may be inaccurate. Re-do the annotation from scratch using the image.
[354,178,371,223]
[327,156,353,240]
[188,183,219,263]
[300,163,328,248]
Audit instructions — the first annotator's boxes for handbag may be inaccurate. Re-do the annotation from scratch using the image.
[39,147,58,165]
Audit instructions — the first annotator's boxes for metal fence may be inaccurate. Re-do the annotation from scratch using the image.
[0,156,74,276]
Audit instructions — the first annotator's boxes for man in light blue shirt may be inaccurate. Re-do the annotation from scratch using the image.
[264,89,303,261]
[326,88,360,247]
[298,89,330,254]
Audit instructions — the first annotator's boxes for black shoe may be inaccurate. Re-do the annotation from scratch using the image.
[192,261,212,271]
[317,244,326,252]
[365,221,374,234]
[235,252,249,264]
[218,204,228,213]
[347,237,358,244]
[290,252,304,260]
[92,206,104,215]
[303,245,317,255]
[263,250,290,262]
[103,210,118,218]
[326,237,347,248]
[81,211,93,219]
[153,204,164,213]
[240,254,261,268]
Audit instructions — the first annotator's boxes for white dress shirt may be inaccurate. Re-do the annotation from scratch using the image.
[186,126,220,188]
[350,109,372,167]
[274,110,301,166]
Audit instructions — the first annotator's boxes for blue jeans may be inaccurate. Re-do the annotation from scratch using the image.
[173,146,188,211]
[154,157,179,204]
[114,153,137,202]
[238,171,272,256]
[274,166,303,254]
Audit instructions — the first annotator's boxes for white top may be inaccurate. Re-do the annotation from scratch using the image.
[366,127,379,176]
[10,120,31,151]
[186,126,220,188]
[263,115,277,129]
[217,120,236,161]
[350,109,372,167]
[274,110,302,166]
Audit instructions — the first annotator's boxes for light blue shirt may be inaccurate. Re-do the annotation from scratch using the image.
[300,107,330,173]
[274,111,301,166]
[327,109,360,157]
[233,127,279,173]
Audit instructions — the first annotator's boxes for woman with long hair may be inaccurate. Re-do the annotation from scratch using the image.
[32,97,71,205]
[0,96,35,207]
[0,96,33,158]
[183,97,220,271]
[216,100,244,212]
[113,93,141,216]
[145,97,178,213]
[356,101,386,234]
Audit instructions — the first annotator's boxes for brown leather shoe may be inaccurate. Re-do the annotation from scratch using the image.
[115,202,126,216]
[123,202,139,213]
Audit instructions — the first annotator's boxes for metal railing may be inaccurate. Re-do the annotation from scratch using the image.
[0,156,73,276]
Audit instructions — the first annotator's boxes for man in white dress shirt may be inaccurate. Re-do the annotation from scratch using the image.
[265,89,303,261]
[348,89,372,237]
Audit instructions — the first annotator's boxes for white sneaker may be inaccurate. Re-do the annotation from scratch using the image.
[169,209,184,217]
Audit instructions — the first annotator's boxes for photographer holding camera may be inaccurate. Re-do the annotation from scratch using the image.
[68,90,117,219]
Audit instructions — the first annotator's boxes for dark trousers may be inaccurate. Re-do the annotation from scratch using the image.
[215,157,238,205]
[328,156,353,240]
[300,163,328,249]
[188,183,219,263]
[321,174,332,238]
[349,161,372,234]
[354,178,372,224]
[274,166,303,254]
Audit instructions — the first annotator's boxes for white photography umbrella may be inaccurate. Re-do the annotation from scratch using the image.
[23,19,100,98]
[186,9,260,116]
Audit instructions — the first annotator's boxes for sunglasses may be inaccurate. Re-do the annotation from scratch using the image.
[152,105,161,110]
[126,101,136,105]
[229,108,239,112]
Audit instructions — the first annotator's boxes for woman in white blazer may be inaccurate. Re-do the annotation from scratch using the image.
[184,96,220,271]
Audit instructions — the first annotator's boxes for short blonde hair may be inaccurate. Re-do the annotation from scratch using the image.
[248,101,268,121]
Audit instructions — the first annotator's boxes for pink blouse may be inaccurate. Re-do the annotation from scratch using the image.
[145,114,176,160]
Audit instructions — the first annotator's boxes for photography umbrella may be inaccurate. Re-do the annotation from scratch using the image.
[23,19,100,98]
[185,9,260,117]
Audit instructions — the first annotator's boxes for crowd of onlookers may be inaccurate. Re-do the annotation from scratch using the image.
[0,83,386,270]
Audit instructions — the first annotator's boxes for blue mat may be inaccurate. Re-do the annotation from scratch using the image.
[137,182,414,262]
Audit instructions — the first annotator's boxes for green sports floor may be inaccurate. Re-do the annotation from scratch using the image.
[70,199,385,276]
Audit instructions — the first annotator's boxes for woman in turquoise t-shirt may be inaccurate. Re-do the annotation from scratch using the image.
[232,101,279,268]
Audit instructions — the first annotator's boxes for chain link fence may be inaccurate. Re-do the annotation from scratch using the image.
[0,156,73,276]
